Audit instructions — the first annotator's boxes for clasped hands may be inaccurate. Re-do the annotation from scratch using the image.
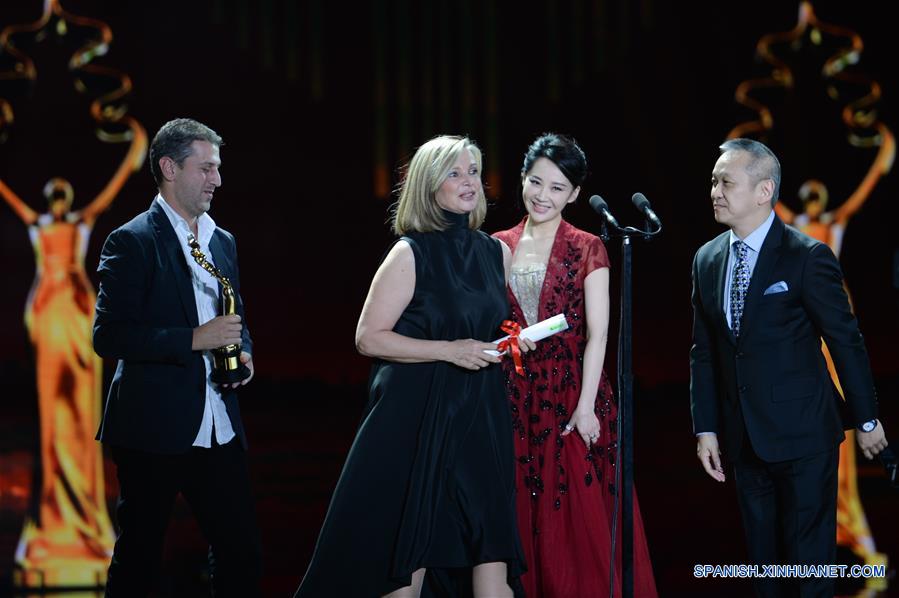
[563,407,602,448]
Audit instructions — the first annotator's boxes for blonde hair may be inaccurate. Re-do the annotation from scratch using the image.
[392,135,487,235]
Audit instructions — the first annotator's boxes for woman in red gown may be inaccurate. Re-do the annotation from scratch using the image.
[493,134,658,597]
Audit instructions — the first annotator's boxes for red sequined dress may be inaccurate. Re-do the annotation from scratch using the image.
[493,218,658,598]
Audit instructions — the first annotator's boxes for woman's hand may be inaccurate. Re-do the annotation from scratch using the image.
[517,337,537,353]
[562,406,601,447]
[443,339,502,370]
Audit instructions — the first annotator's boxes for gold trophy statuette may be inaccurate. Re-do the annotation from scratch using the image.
[187,233,251,384]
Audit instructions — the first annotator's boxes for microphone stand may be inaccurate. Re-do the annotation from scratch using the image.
[619,231,634,598]
[599,214,660,598]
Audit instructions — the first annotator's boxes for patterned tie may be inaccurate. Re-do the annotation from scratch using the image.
[730,240,750,338]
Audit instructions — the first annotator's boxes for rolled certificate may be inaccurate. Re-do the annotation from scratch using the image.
[484,313,569,356]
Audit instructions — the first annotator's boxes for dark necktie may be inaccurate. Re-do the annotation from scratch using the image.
[730,240,750,338]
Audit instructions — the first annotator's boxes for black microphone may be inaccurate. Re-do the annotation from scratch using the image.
[631,192,661,228]
[589,195,620,229]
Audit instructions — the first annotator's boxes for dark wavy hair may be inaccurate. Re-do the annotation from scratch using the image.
[521,133,588,188]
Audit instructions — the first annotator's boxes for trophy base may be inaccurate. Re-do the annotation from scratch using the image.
[211,363,251,385]
[14,519,113,589]
[14,556,108,589]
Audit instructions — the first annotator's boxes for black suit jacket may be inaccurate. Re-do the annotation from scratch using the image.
[690,215,877,462]
[93,199,252,454]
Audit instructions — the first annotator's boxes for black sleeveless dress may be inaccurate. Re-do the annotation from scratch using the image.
[296,211,525,597]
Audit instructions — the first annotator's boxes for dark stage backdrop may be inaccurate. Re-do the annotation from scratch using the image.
[1,1,897,596]
[2,0,897,384]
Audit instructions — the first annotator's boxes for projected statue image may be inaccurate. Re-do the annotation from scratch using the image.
[774,125,895,567]
[0,0,147,587]
[1,130,144,581]
[775,122,894,257]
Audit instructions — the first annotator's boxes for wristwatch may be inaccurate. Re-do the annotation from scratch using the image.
[857,419,877,433]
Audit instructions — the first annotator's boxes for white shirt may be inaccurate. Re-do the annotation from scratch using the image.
[697,210,776,437]
[156,194,236,448]
[723,210,775,330]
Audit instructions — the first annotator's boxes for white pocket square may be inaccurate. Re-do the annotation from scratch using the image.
[764,281,789,295]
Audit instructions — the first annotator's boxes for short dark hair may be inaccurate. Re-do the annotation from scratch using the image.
[149,118,223,185]
[522,133,588,188]
[719,138,781,204]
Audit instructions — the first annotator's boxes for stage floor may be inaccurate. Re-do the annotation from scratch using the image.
[1,376,896,597]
